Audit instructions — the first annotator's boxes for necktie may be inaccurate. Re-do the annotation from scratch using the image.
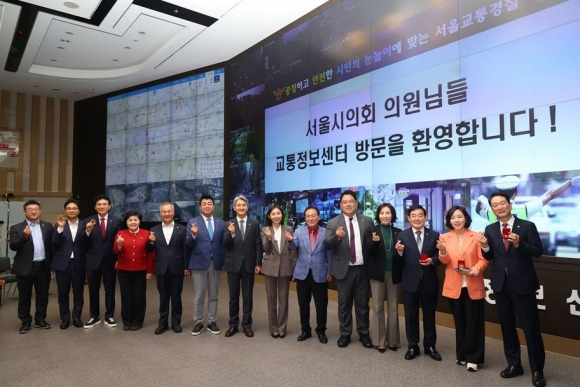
[309,229,316,250]
[502,223,510,250]
[239,219,245,241]
[416,230,423,252]
[207,218,213,240]
[349,217,356,264]
[100,217,106,237]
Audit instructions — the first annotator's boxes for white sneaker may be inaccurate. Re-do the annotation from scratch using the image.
[467,363,478,372]
[84,317,101,328]
[104,317,117,327]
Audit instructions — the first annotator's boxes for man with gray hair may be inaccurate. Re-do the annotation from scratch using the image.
[223,195,262,337]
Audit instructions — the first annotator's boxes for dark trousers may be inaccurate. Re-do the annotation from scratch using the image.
[118,270,147,328]
[448,288,485,364]
[403,280,438,350]
[296,270,328,334]
[336,265,370,337]
[55,260,85,322]
[87,264,116,319]
[16,261,50,323]
[227,264,254,328]
[495,276,545,372]
[156,273,184,328]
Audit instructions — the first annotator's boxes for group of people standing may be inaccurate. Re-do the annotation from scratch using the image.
[9,190,546,387]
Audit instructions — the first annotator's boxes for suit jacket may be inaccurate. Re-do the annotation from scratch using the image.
[260,225,295,277]
[396,227,440,294]
[10,220,54,276]
[185,216,226,270]
[113,229,155,273]
[223,217,263,273]
[51,219,87,272]
[147,222,189,275]
[289,225,331,283]
[483,217,543,295]
[80,214,122,271]
[439,229,488,300]
[367,224,402,284]
[324,213,374,280]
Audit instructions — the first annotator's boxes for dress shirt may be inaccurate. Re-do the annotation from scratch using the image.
[28,220,46,262]
[343,214,363,266]
[162,221,174,244]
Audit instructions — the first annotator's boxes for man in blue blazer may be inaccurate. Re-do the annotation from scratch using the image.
[223,194,262,338]
[395,204,441,361]
[324,190,374,349]
[147,202,189,334]
[80,194,122,328]
[10,200,53,334]
[51,198,87,329]
[482,192,546,387]
[186,195,226,336]
[288,205,332,343]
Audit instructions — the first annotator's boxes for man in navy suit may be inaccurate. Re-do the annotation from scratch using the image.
[324,190,374,349]
[395,204,441,361]
[147,202,189,334]
[186,195,226,336]
[10,199,54,334]
[223,194,262,338]
[481,192,546,387]
[288,205,332,343]
[52,198,87,329]
[81,194,122,328]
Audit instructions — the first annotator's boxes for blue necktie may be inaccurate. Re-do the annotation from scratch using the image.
[207,218,213,240]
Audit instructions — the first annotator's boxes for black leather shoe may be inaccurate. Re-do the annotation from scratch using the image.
[337,335,351,348]
[243,327,254,337]
[73,319,83,328]
[278,332,285,338]
[425,346,442,361]
[34,320,51,329]
[130,325,142,331]
[404,348,420,360]
[500,364,524,379]
[377,346,386,353]
[271,332,279,338]
[171,325,182,333]
[154,325,169,335]
[359,335,373,348]
[532,371,546,387]
[123,325,131,331]
[297,331,312,341]
[388,345,398,352]
[317,333,328,344]
[19,322,31,334]
[60,321,70,329]
[225,326,238,337]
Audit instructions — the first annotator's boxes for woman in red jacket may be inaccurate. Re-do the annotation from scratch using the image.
[437,206,488,372]
[113,210,155,331]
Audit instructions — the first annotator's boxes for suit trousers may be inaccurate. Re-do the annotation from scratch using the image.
[296,270,328,334]
[264,275,291,334]
[118,270,147,328]
[227,264,254,328]
[156,272,184,327]
[495,275,545,372]
[370,273,400,347]
[192,261,220,323]
[87,264,117,319]
[55,260,85,321]
[336,265,370,337]
[16,261,51,323]
[403,279,438,350]
[448,288,485,364]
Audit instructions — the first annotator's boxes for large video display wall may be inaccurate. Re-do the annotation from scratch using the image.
[229,0,580,259]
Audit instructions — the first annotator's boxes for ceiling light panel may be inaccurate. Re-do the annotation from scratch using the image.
[20,0,103,19]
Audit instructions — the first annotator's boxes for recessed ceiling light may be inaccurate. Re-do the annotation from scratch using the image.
[65,31,74,35]
[124,46,131,49]
[60,39,71,43]
[57,46,65,50]
[138,31,146,35]
[50,59,58,62]
[112,59,119,62]
[63,2,79,9]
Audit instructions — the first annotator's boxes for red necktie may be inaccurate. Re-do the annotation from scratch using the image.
[502,223,510,250]
[349,217,356,264]
[309,229,316,250]
[100,217,106,237]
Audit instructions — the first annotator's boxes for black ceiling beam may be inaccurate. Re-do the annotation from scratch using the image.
[133,0,218,27]
[4,5,38,72]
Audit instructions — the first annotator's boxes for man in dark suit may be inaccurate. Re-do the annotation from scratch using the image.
[324,190,373,349]
[186,195,226,336]
[10,199,53,334]
[51,198,87,329]
[481,192,546,387]
[223,194,262,337]
[288,205,332,343]
[147,202,189,334]
[80,194,122,328]
[395,204,441,361]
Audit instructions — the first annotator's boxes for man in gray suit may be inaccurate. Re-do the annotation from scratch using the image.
[223,195,262,338]
[324,190,373,348]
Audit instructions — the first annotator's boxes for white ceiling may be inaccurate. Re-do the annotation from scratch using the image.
[0,0,329,101]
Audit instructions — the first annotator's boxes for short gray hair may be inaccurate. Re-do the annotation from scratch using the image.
[233,195,249,207]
